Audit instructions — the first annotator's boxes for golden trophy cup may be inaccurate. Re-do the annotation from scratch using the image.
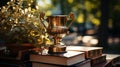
[40,12,74,54]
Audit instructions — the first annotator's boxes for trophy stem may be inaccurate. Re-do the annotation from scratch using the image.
[53,35,61,45]
[48,35,67,54]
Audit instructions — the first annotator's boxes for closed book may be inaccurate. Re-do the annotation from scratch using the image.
[32,59,91,67]
[66,46,103,59]
[30,51,85,66]
[91,54,106,66]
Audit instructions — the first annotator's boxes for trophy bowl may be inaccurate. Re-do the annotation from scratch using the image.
[40,13,74,54]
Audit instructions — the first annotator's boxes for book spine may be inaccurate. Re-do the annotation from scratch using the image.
[86,49,103,59]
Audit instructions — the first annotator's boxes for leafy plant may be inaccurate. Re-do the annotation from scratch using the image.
[0,0,50,47]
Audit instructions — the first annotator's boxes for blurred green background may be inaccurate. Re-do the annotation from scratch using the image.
[0,0,120,54]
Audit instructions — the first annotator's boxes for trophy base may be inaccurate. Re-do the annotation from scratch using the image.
[48,45,67,54]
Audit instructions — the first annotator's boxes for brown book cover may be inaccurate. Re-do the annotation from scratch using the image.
[91,54,106,66]
[30,51,85,66]
[66,46,103,59]
[32,59,91,67]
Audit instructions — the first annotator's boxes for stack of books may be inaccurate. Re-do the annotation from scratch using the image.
[30,46,107,67]
[66,46,106,66]
[30,48,91,67]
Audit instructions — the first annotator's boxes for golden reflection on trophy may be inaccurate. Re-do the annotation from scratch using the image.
[40,12,74,54]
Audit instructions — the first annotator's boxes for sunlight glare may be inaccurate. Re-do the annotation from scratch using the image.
[37,0,51,8]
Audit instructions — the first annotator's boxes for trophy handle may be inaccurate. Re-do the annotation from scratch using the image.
[67,12,75,28]
[39,12,47,29]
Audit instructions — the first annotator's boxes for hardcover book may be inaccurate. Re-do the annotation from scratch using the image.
[32,59,91,67]
[91,54,106,66]
[30,51,85,66]
[66,46,103,59]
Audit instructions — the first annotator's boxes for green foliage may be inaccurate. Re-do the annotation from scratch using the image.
[0,0,46,45]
